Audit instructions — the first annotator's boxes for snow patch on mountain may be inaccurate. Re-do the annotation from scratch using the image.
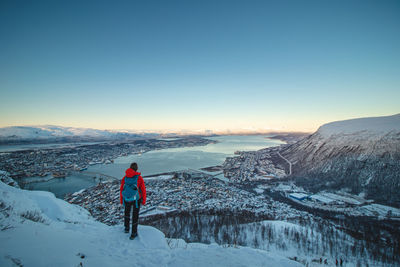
[0,125,115,139]
[317,113,400,137]
[281,113,400,205]
[0,125,156,141]
[0,181,300,267]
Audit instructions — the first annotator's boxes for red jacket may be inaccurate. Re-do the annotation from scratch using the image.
[120,168,146,205]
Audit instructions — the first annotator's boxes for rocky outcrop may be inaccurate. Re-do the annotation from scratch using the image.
[281,114,400,206]
[0,170,20,188]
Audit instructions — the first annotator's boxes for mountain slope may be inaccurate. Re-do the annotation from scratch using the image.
[0,181,300,267]
[0,125,156,143]
[281,114,400,205]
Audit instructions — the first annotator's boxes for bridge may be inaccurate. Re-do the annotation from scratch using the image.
[72,171,119,181]
[188,168,223,177]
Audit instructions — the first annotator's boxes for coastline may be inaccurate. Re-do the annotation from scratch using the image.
[1,136,216,180]
[7,135,285,197]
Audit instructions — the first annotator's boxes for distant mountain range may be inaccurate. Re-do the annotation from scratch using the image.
[0,125,310,144]
[281,114,400,206]
[0,125,159,143]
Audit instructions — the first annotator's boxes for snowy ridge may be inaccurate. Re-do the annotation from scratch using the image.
[0,125,112,139]
[316,114,400,137]
[0,125,154,141]
[281,113,400,205]
[284,113,400,161]
[0,181,300,267]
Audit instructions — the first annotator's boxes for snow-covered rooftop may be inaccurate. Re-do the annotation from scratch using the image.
[289,193,309,200]
[309,194,335,204]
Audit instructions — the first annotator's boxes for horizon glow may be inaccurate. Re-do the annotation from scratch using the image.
[1,0,399,133]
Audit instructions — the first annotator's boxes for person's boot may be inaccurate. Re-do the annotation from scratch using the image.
[129,232,138,240]
[124,228,129,233]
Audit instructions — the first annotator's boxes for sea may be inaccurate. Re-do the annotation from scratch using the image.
[16,135,284,198]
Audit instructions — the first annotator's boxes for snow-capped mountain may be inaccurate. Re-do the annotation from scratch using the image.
[0,180,300,267]
[0,125,156,142]
[281,114,400,205]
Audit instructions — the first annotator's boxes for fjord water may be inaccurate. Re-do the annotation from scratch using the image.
[25,135,284,197]
[86,135,284,177]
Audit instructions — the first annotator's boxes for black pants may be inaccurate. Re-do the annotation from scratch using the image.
[124,200,141,235]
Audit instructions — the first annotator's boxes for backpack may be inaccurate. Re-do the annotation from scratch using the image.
[122,175,141,207]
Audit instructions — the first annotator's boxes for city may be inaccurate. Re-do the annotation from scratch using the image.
[0,137,215,180]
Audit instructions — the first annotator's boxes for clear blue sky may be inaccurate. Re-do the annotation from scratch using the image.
[1,0,399,132]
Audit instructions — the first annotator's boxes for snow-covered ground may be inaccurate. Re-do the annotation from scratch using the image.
[145,174,175,181]
[358,203,400,218]
[0,171,19,188]
[0,181,301,267]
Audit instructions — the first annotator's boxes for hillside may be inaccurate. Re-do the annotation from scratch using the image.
[0,180,301,267]
[281,114,400,205]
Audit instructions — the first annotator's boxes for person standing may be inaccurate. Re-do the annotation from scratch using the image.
[120,162,146,240]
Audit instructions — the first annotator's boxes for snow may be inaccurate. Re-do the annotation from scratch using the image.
[145,175,175,181]
[235,220,305,259]
[309,194,335,204]
[0,181,301,267]
[254,188,264,194]
[274,184,294,192]
[359,203,400,217]
[0,125,150,140]
[0,125,112,139]
[321,193,363,205]
[168,243,300,267]
[72,188,86,196]
[317,113,400,137]
[0,171,20,188]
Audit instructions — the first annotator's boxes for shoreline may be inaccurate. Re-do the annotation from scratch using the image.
[11,135,290,197]
[1,136,216,180]
[14,135,226,193]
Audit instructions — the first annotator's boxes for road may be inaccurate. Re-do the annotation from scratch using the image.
[277,151,292,175]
